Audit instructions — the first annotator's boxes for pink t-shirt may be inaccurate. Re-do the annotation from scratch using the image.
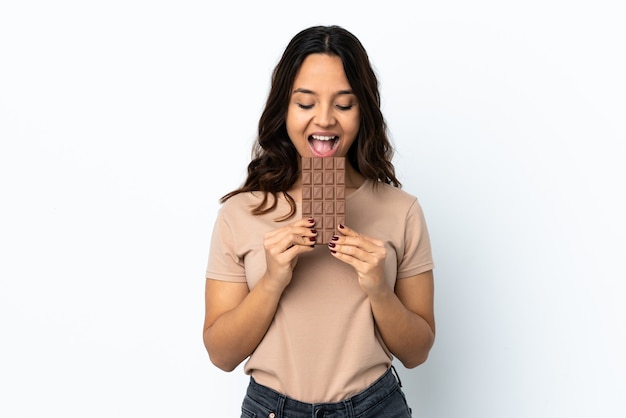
[206,179,434,403]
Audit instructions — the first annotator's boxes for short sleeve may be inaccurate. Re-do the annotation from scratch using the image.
[205,207,247,283]
[397,199,434,279]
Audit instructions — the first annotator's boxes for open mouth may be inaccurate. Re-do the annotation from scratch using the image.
[308,134,339,157]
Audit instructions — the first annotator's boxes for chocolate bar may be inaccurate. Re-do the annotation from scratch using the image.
[301,157,346,244]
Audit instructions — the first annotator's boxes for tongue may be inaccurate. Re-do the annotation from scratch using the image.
[311,139,334,154]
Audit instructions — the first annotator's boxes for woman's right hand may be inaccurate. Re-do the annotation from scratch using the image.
[263,217,317,292]
[204,217,317,371]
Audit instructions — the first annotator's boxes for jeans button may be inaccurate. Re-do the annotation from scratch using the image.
[315,408,324,418]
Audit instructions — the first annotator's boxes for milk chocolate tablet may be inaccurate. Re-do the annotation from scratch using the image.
[301,157,346,244]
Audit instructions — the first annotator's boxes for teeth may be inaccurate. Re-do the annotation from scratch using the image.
[311,135,336,141]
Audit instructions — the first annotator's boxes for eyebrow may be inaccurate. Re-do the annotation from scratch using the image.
[292,88,354,96]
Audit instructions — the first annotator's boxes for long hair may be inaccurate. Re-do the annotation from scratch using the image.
[221,25,400,220]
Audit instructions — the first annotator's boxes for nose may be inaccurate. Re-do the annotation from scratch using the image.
[315,104,336,127]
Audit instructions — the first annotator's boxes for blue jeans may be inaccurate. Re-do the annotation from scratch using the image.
[241,367,412,417]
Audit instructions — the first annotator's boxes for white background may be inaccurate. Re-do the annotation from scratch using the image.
[1,1,625,417]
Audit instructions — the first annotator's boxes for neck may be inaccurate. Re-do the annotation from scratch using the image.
[344,162,365,190]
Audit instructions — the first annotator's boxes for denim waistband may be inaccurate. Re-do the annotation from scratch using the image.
[245,366,402,417]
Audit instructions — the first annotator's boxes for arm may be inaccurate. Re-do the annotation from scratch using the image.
[203,277,283,371]
[203,217,317,371]
[368,270,435,368]
[329,224,435,368]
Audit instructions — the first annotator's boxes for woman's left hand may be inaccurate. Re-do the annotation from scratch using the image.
[328,224,388,295]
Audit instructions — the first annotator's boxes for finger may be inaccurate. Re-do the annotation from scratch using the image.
[329,242,369,261]
[328,246,371,271]
[336,223,374,244]
[340,237,384,255]
[330,246,386,274]
[282,232,318,252]
[335,225,383,251]
[299,217,317,227]
[265,220,317,243]
[336,223,356,237]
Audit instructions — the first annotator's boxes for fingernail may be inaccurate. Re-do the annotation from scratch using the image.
[311,229,317,234]
[309,237,316,242]
[330,250,337,254]
[331,235,338,241]
[308,218,315,223]
[339,224,345,229]
[328,242,336,248]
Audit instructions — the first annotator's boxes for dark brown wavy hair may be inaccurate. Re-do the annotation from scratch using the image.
[221,25,401,220]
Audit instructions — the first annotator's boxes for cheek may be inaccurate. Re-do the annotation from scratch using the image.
[343,114,360,137]
[285,115,308,146]
[287,114,311,134]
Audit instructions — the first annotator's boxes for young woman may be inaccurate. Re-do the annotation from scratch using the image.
[203,25,435,418]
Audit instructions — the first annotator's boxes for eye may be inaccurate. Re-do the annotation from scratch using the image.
[336,104,353,111]
[297,103,314,110]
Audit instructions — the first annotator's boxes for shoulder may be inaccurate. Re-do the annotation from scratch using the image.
[350,180,427,224]
[217,191,292,224]
[218,191,264,216]
[361,180,419,207]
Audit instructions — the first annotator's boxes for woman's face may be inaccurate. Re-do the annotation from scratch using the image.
[286,54,360,159]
